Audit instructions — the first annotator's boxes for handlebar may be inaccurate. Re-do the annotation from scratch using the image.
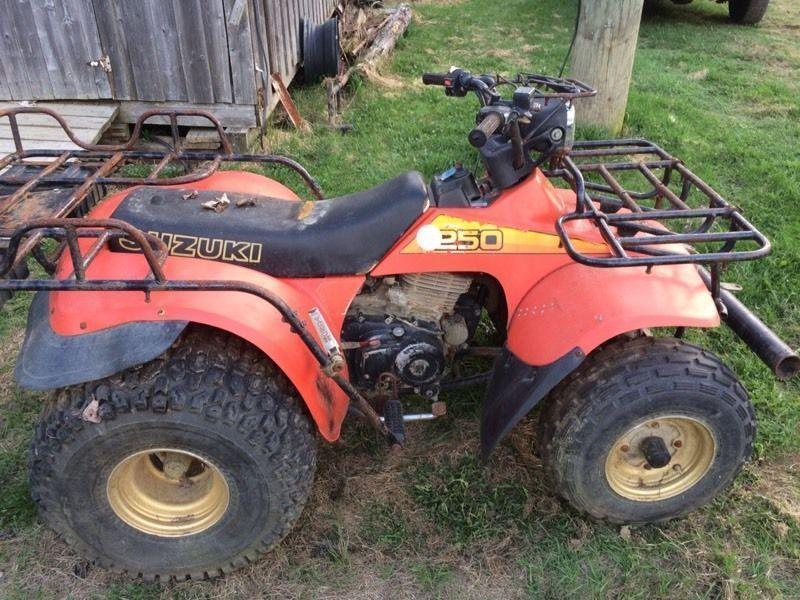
[422,72,450,86]
[421,69,498,105]
[468,112,503,148]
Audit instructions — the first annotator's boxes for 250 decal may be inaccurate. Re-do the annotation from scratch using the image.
[439,229,503,251]
[413,223,505,252]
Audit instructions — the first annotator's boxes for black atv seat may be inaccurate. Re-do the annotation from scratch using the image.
[110,172,429,277]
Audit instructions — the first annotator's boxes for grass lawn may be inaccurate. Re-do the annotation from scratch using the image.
[2,0,800,597]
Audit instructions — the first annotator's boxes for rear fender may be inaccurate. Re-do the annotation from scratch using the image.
[481,262,720,456]
[45,251,364,441]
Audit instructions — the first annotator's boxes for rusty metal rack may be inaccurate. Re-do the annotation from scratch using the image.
[0,106,323,275]
[0,107,328,354]
[544,139,771,271]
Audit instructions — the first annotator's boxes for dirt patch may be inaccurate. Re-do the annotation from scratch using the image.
[754,453,800,523]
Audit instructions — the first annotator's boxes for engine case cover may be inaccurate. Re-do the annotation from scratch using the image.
[342,316,445,391]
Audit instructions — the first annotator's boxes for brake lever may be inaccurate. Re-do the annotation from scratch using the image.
[508,116,525,170]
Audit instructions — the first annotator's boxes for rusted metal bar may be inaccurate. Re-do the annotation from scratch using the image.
[3,152,71,207]
[636,162,691,210]
[148,151,177,180]
[619,230,756,247]
[596,164,641,213]
[7,113,23,155]
[561,155,629,258]
[0,218,169,281]
[81,231,112,270]
[63,225,86,280]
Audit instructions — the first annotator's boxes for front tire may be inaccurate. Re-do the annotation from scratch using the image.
[29,326,316,580]
[728,0,770,24]
[539,337,755,524]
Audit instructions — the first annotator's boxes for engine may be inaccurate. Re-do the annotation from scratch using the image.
[342,273,479,396]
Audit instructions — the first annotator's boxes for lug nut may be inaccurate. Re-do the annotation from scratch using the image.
[673,440,683,448]
[620,444,630,453]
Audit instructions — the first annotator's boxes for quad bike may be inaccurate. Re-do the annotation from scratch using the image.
[0,68,797,580]
[657,0,770,24]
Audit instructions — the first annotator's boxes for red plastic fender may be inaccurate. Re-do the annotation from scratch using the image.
[506,262,720,365]
[48,171,365,441]
[50,258,364,441]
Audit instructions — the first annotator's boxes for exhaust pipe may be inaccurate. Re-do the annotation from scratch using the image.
[699,268,800,380]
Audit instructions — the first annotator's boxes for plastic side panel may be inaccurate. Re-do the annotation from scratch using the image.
[50,251,364,441]
[507,263,720,365]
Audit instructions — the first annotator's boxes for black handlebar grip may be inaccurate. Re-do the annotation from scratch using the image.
[468,112,503,148]
[422,72,450,86]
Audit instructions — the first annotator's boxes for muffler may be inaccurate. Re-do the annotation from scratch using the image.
[699,268,800,380]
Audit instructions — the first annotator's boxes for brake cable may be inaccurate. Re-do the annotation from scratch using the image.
[559,0,582,77]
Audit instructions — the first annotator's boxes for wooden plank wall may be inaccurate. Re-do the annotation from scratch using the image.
[0,0,336,113]
[0,0,111,101]
[92,0,253,105]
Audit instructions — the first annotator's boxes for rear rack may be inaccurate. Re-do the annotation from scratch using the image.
[544,139,770,270]
[0,105,324,275]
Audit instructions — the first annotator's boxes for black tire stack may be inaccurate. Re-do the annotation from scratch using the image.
[301,17,341,83]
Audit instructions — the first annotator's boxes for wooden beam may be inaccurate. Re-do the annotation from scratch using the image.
[0,102,118,118]
[569,0,644,135]
[117,101,258,128]
[270,73,309,131]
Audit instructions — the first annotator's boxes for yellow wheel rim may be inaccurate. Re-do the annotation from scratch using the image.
[106,448,230,537]
[604,416,716,502]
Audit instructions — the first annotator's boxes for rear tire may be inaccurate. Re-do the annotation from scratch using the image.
[538,337,754,524]
[29,326,316,580]
[728,0,770,24]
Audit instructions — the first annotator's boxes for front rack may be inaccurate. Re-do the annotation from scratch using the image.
[543,139,770,270]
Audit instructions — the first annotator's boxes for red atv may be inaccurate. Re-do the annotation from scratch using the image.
[1,69,796,580]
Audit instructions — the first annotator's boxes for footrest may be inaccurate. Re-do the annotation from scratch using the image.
[383,399,405,445]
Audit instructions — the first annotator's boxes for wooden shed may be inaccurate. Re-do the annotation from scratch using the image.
[0,0,336,136]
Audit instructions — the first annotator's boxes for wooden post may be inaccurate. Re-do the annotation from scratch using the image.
[569,0,644,135]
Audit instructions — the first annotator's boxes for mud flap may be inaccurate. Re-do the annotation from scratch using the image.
[480,346,585,459]
[14,292,187,391]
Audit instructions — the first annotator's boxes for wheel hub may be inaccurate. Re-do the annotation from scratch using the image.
[106,448,229,537]
[604,416,716,502]
[639,435,672,469]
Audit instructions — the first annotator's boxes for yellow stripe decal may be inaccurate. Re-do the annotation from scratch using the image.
[401,215,607,254]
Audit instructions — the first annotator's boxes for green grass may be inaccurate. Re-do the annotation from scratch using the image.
[2,0,800,597]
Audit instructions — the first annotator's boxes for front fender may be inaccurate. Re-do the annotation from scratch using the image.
[480,262,720,457]
[506,262,719,365]
[44,250,364,442]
